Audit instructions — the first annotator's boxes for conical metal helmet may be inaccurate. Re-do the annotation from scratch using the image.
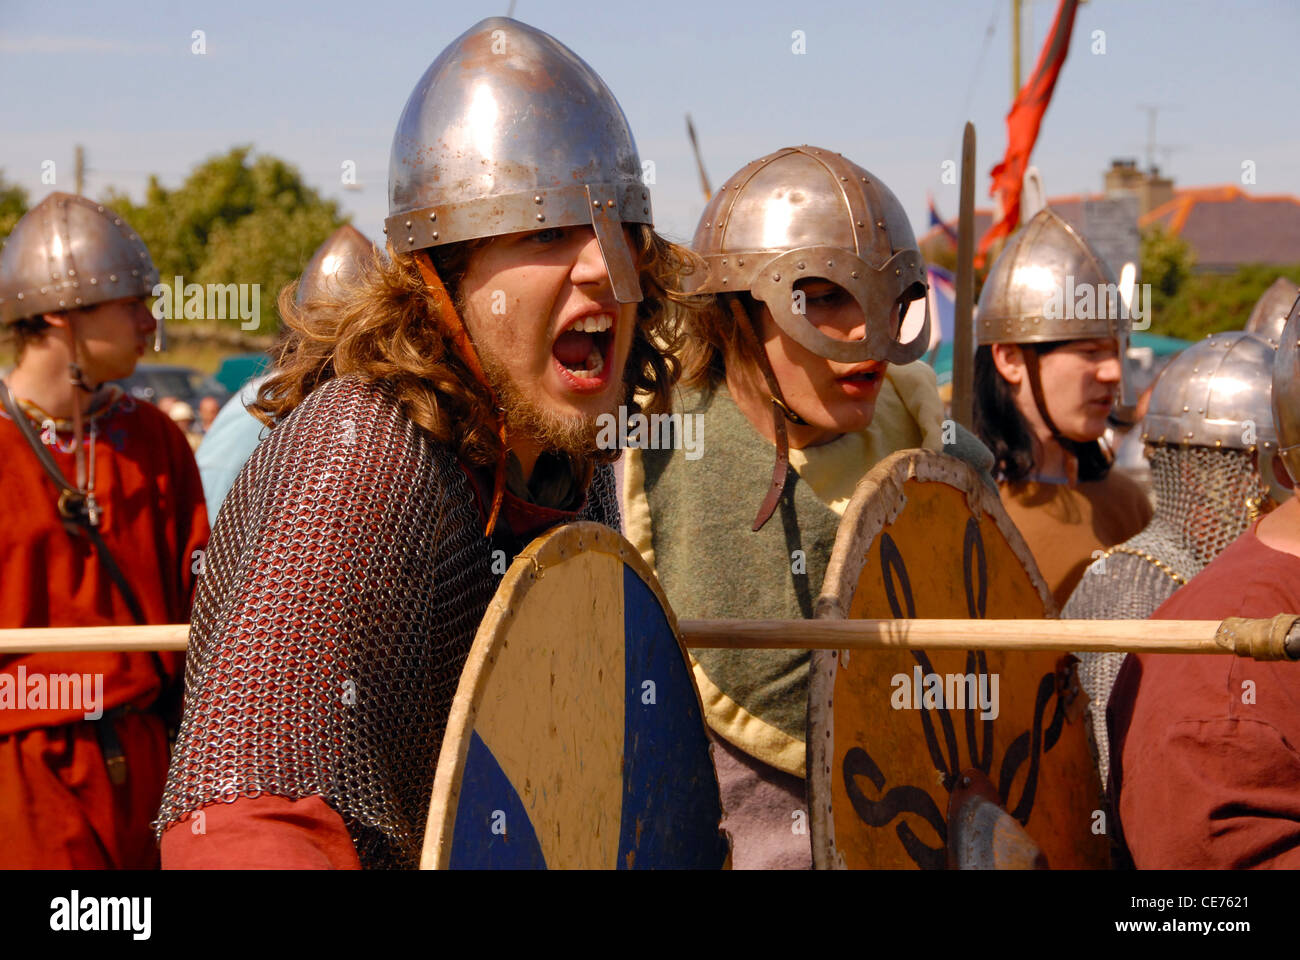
[976,206,1133,404]
[385,17,650,304]
[691,145,929,365]
[1244,277,1299,344]
[1143,332,1278,452]
[1274,296,1300,483]
[296,224,373,307]
[0,192,158,325]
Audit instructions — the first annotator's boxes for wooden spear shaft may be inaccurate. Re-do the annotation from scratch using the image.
[1,616,1297,660]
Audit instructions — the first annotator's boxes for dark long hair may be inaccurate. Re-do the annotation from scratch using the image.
[973,342,1112,484]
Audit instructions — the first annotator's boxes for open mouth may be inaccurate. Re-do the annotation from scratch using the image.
[835,362,885,392]
[552,312,615,389]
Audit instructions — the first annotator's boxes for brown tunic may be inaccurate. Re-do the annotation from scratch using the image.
[999,470,1153,610]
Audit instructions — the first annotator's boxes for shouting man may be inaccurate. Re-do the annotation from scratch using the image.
[155,17,698,869]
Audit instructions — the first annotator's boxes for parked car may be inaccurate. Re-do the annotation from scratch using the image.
[113,364,230,410]
[215,352,271,395]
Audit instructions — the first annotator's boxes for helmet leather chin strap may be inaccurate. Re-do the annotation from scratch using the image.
[728,296,807,532]
[56,318,102,523]
[412,249,507,536]
[1022,346,1110,482]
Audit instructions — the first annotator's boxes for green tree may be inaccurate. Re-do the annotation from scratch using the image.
[0,172,30,246]
[103,147,347,334]
[1140,223,1195,324]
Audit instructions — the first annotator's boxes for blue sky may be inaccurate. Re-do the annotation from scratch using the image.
[2,0,1297,245]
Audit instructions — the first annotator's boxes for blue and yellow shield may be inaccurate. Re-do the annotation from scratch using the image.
[421,522,729,869]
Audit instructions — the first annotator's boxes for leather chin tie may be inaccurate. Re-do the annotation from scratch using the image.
[413,249,507,536]
[727,297,807,532]
[1022,347,1104,479]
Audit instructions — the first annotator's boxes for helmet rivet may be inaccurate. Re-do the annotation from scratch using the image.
[382,225,388,234]
[109,274,117,282]
[405,220,412,229]
[856,220,864,228]
[721,259,727,265]
[606,199,615,208]
[593,200,601,208]
[840,176,848,181]
[861,176,868,182]
[431,231,439,241]
[773,273,781,281]
[534,196,543,204]
[643,206,649,214]
[74,297,81,305]
[851,271,859,279]
[429,212,437,221]
[58,300,65,307]
[114,218,121,225]
[132,269,139,277]
[827,260,833,268]
[895,268,901,276]
[15,292,22,300]
[90,277,97,285]
[642,190,647,200]
[536,214,545,222]
[407,237,414,245]
[721,277,728,284]
[52,272,60,280]
[704,222,710,228]
[68,269,76,277]
[797,262,805,270]
[877,220,885,229]
[737,258,744,266]
[97,205,104,212]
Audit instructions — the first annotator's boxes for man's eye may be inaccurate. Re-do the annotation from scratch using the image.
[534,228,564,243]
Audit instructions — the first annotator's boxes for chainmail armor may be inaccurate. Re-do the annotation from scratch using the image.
[1063,445,1267,786]
[154,375,619,867]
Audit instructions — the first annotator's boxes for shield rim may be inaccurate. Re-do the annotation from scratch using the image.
[807,448,1056,870]
[419,520,717,869]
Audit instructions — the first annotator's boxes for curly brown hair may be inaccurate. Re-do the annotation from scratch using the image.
[676,292,769,396]
[252,225,709,469]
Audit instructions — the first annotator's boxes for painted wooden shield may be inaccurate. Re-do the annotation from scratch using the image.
[808,450,1108,869]
[421,521,729,869]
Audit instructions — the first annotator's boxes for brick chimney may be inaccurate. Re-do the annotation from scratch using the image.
[1104,158,1174,216]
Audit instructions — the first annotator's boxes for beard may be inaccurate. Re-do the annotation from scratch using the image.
[476,345,628,460]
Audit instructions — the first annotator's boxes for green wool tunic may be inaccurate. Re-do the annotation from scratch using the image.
[640,386,843,775]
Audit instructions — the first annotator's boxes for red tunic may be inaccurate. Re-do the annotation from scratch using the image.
[0,393,209,867]
[1109,524,1300,868]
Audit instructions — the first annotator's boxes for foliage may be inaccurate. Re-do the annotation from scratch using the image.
[1141,224,1300,339]
[103,147,347,333]
[0,172,30,246]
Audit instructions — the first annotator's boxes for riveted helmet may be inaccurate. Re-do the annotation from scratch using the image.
[0,192,158,333]
[1143,331,1288,502]
[692,145,929,365]
[384,17,650,304]
[1244,277,1299,345]
[976,206,1134,406]
[297,225,373,307]
[1274,295,1300,484]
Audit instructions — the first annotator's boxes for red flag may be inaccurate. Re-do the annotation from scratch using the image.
[976,0,1080,267]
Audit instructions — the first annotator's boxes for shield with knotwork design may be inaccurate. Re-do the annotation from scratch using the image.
[808,450,1109,869]
[420,521,729,869]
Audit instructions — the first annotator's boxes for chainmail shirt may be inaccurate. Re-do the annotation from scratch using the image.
[1063,445,1266,786]
[155,375,619,868]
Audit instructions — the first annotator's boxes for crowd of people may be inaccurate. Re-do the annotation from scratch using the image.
[0,16,1295,870]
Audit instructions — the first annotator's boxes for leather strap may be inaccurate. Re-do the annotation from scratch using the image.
[0,380,146,625]
[413,250,508,536]
[727,297,801,532]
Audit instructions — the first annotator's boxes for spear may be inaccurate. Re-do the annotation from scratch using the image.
[685,113,712,202]
[4,615,1296,660]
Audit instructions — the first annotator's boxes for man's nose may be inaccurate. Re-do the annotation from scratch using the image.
[1096,355,1122,382]
[570,227,612,288]
[136,302,157,335]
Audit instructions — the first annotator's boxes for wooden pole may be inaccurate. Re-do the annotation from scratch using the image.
[951,122,977,430]
[2,616,1297,660]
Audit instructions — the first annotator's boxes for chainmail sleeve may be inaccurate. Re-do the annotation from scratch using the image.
[577,460,622,532]
[155,376,494,868]
[1063,549,1187,789]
